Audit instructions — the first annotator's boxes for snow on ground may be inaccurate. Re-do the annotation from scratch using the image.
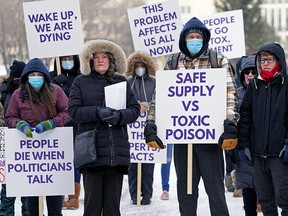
[15,161,265,216]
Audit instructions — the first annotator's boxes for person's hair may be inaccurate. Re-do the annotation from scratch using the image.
[259,51,280,66]
[24,81,55,120]
[92,52,116,79]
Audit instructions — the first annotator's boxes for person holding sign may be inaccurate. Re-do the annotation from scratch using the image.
[125,51,156,205]
[145,17,238,216]
[68,39,140,216]
[51,55,82,210]
[5,58,70,216]
[238,43,288,216]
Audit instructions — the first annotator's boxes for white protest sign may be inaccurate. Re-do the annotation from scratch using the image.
[23,0,84,59]
[127,0,183,57]
[156,69,226,144]
[5,127,74,196]
[128,111,166,163]
[0,128,5,184]
[198,10,245,59]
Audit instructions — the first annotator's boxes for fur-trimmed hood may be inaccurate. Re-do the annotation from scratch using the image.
[80,39,126,75]
[125,51,157,77]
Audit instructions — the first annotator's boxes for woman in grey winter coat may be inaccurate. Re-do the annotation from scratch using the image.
[68,39,140,216]
[126,51,156,205]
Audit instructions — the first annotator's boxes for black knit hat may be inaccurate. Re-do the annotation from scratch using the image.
[10,60,26,78]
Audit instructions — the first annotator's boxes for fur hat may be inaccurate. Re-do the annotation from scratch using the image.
[126,51,157,77]
[80,39,127,75]
[10,60,26,78]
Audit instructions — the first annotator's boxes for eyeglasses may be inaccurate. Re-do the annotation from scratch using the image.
[260,57,275,64]
[244,70,257,75]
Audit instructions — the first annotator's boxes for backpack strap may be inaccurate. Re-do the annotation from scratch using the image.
[171,52,181,70]
[209,49,219,68]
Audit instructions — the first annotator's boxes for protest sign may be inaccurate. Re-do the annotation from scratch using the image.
[198,10,245,59]
[5,127,74,196]
[127,0,183,57]
[156,69,226,144]
[128,111,166,163]
[23,0,84,58]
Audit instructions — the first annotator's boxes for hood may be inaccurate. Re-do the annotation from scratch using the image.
[53,55,80,76]
[125,51,157,77]
[179,17,211,59]
[256,43,287,76]
[80,39,126,75]
[240,55,257,87]
[20,58,50,83]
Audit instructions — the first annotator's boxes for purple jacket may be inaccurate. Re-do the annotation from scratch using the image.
[5,84,70,128]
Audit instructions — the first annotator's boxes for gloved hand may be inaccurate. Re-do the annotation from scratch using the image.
[52,74,67,85]
[218,119,238,150]
[16,120,34,138]
[35,120,55,134]
[102,110,121,125]
[144,123,166,149]
[97,107,114,120]
[279,138,288,163]
[237,147,252,166]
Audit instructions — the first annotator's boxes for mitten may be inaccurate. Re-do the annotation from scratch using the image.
[144,123,166,149]
[218,119,238,150]
[97,107,114,120]
[102,110,121,125]
[279,138,288,163]
[16,120,33,138]
[35,120,55,134]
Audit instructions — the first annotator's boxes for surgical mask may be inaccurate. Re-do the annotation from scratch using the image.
[135,67,146,77]
[61,60,74,70]
[186,39,203,54]
[28,76,44,89]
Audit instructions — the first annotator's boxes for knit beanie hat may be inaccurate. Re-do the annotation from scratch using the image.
[185,28,206,40]
[10,60,26,78]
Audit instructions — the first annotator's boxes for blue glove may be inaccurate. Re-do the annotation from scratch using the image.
[35,120,55,134]
[102,110,121,125]
[279,138,288,163]
[16,120,34,138]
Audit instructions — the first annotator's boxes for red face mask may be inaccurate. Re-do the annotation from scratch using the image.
[260,65,281,82]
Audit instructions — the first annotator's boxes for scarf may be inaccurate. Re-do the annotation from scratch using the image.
[260,65,281,82]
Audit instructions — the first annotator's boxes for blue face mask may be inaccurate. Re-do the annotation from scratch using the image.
[61,60,74,70]
[186,39,203,54]
[28,76,44,89]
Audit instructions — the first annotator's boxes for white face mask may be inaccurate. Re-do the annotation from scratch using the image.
[135,67,146,77]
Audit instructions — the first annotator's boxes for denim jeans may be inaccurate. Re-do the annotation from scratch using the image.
[161,144,173,191]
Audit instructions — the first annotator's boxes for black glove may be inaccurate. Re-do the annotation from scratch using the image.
[237,147,252,166]
[144,123,166,149]
[102,110,121,125]
[279,138,288,163]
[218,119,238,150]
[97,107,114,120]
[52,74,67,85]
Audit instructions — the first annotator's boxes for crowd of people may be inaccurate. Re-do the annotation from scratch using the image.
[0,14,287,216]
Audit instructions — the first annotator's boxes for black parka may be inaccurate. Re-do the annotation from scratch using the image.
[238,43,288,157]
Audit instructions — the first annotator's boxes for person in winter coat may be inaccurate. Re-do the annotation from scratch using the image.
[5,58,71,216]
[68,39,140,216]
[125,51,156,205]
[144,17,238,216]
[51,55,82,210]
[238,42,288,215]
[235,54,263,216]
[0,60,29,216]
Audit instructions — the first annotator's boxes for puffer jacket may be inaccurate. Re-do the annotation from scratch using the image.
[238,43,288,157]
[125,51,156,103]
[68,39,140,172]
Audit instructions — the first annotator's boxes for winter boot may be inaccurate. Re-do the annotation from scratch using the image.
[224,174,235,192]
[68,183,81,210]
[62,196,68,210]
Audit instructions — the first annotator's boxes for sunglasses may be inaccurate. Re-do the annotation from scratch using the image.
[244,70,257,75]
